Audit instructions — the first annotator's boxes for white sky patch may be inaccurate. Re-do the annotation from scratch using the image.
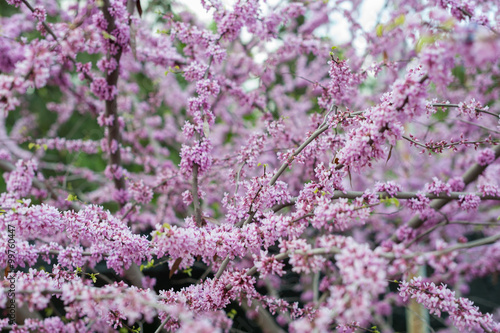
[242,77,260,92]
[167,0,389,84]
[359,0,388,31]
[171,0,386,49]
[322,0,387,54]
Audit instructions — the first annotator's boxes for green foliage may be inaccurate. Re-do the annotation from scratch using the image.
[227,309,237,319]
[376,14,405,37]
[182,267,193,276]
[380,197,400,208]
[208,21,218,34]
[66,194,78,202]
[0,0,19,16]
[432,106,450,122]
[140,259,155,271]
[452,65,466,86]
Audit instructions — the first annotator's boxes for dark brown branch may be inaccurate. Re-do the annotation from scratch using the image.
[101,0,125,192]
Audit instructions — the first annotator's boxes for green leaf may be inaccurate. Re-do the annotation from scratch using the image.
[89,273,98,283]
[141,259,155,271]
[441,18,455,30]
[183,267,193,277]
[208,21,218,34]
[101,31,117,41]
[381,197,400,207]
[416,35,438,53]
[393,14,405,26]
[391,198,400,207]
[227,309,237,319]
[376,24,384,37]
[66,194,78,202]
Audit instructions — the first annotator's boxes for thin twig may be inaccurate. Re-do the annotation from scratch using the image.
[154,317,170,333]
[432,103,499,118]
[393,144,500,241]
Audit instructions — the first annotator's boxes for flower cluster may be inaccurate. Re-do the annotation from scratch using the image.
[312,196,371,231]
[128,180,153,204]
[179,138,213,177]
[476,148,496,166]
[458,98,488,119]
[399,277,499,332]
[425,177,452,195]
[279,238,326,274]
[4,160,38,198]
[458,194,481,211]
[319,58,366,107]
[252,250,286,278]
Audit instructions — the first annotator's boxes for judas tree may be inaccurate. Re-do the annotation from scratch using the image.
[0,0,500,332]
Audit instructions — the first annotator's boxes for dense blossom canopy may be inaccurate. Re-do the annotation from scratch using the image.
[0,0,500,332]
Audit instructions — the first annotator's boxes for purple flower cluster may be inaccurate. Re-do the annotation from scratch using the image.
[399,277,499,332]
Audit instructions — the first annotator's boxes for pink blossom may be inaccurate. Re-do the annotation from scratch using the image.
[458,194,481,211]
[448,177,465,191]
[425,177,452,195]
[458,98,487,119]
[399,277,498,332]
[374,181,402,196]
[253,250,285,278]
[31,7,47,21]
[5,159,37,198]
[91,77,118,101]
[179,138,213,177]
[129,180,153,204]
[476,148,496,166]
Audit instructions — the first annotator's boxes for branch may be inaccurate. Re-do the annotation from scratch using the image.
[393,144,500,241]
[102,0,125,192]
[432,103,499,118]
[191,55,215,227]
[271,190,500,211]
[383,232,500,259]
[403,134,499,152]
[99,0,148,293]
[268,105,336,187]
[240,298,286,333]
[456,119,500,135]
[192,161,203,227]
